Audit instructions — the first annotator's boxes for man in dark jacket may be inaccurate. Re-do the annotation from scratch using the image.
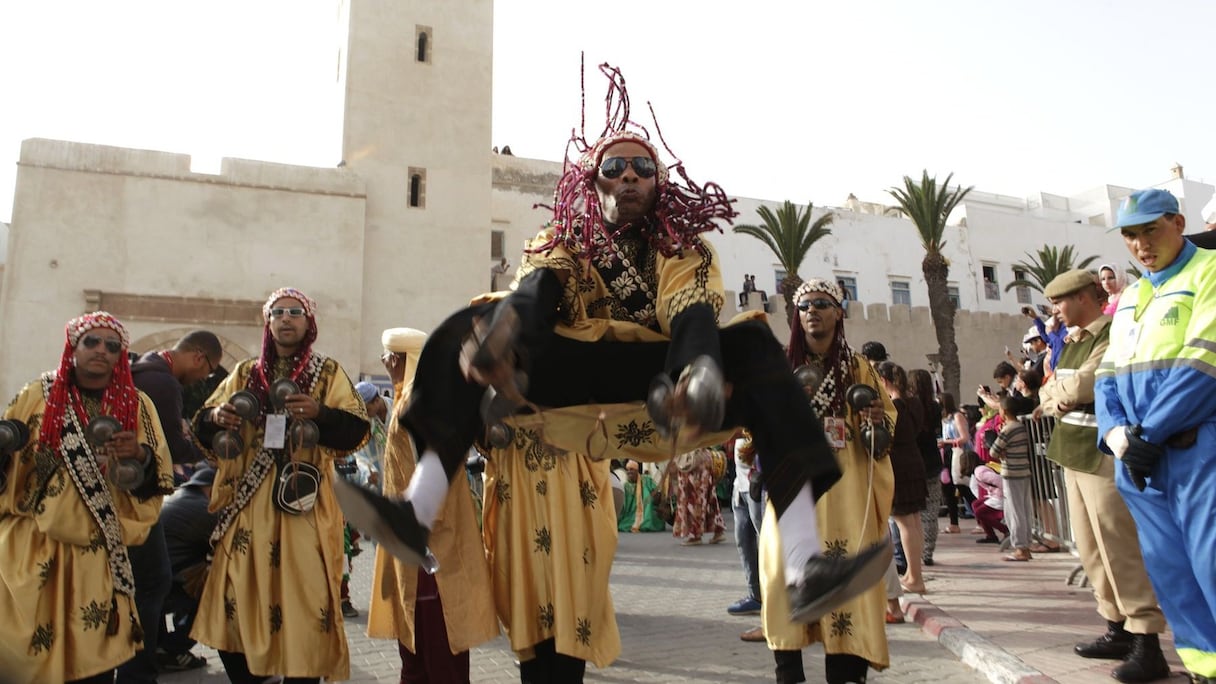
[121,330,222,684]
[157,466,219,671]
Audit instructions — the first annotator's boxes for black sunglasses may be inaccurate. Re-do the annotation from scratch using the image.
[599,156,657,180]
[796,298,837,312]
[80,334,123,354]
[269,307,306,318]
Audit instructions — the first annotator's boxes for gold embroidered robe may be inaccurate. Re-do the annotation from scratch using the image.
[759,355,896,669]
[0,377,173,682]
[190,356,367,680]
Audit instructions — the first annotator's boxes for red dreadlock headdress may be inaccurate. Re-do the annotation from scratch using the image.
[531,60,737,260]
[247,287,319,414]
[39,312,140,450]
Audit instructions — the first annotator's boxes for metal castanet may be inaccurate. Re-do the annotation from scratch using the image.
[287,418,320,452]
[0,419,30,453]
[229,390,261,422]
[268,379,300,412]
[211,430,243,460]
[84,416,122,447]
[793,364,825,397]
[845,384,890,460]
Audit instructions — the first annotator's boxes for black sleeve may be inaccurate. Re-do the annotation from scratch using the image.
[665,303,722,378]
[498,268,563,355]
[139,378,203,465]
[314,405,371,451]
[193,407,222,446]
[130,445,171,500]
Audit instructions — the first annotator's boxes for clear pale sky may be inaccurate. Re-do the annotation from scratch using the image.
[1,0,1213,224]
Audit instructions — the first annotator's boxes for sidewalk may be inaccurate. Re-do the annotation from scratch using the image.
[904,525,1190,683]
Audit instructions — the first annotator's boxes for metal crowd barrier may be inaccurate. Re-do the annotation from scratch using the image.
[1020,414,1088,586]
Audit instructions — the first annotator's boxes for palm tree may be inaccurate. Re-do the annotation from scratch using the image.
[732,200,835,324]
[1004,245,1100,294]
[887,170,972,402]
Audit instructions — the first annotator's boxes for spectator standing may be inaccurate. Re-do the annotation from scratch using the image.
[1097,188,1216,682]
[672,447,726,545]
[1097,264,1127,316]
[875,361,928,593]
[938,393,972,534]
[490,257,512,291]
[908,368,943,567]
[0,312,174,683]
[1038,269,1168,682]
[123,330,222,684]
[1023,307,1068,374]
[729,431,766,640]
[989,396,1034,562]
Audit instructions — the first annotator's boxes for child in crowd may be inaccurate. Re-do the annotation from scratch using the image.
[988,396,1034,561]
[970,464,1006,544]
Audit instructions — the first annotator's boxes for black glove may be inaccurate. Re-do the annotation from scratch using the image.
[1123,426,1165,492]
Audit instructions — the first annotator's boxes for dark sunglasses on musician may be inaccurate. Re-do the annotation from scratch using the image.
[80,334,123,354]
[796,298,837,312]
[269,307,306,318]
[599,156,657,179]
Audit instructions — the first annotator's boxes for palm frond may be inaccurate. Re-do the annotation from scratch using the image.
[1006,244,1102,291]
[732,200,833,275]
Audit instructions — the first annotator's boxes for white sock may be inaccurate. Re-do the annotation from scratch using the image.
[403,449,447,529]
[778,483,822,581]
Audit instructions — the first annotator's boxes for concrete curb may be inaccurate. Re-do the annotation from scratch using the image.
[902,598,1058,684]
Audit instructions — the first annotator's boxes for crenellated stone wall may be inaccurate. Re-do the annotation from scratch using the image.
[726,291,1033,402]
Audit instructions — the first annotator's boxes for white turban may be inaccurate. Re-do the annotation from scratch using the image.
[382,327,427,354]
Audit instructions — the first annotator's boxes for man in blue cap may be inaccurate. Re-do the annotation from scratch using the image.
[1096,188,1216,683]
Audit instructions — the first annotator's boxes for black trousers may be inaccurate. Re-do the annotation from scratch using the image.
[117,520,172,684]
[400,301,840,517]
[518,638,586,684]
[217,650,319,684]
[773,651,869,684]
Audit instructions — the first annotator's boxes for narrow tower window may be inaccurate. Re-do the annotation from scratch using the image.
[415,26,432,63]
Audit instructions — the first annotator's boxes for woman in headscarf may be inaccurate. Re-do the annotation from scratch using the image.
[1098,264,1127,316]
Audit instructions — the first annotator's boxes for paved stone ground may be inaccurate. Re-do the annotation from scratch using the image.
[163,515,980,683]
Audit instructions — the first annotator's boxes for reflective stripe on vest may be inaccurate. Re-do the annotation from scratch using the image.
[1060,411,1098,428]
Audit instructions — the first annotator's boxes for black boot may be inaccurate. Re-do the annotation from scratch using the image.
[1110,633,1170,683]
[1074,620,1132,660]
[787,541,892,624]
[332,479,438,573]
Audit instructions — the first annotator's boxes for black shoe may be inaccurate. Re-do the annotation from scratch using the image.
[923,558,935,567]
[1110,633,1170,683]
[787,541,892,624]
[332,479,438,572]
[976,536,1001,544]
[341,599,359,618]
[1074,620,1132,660]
